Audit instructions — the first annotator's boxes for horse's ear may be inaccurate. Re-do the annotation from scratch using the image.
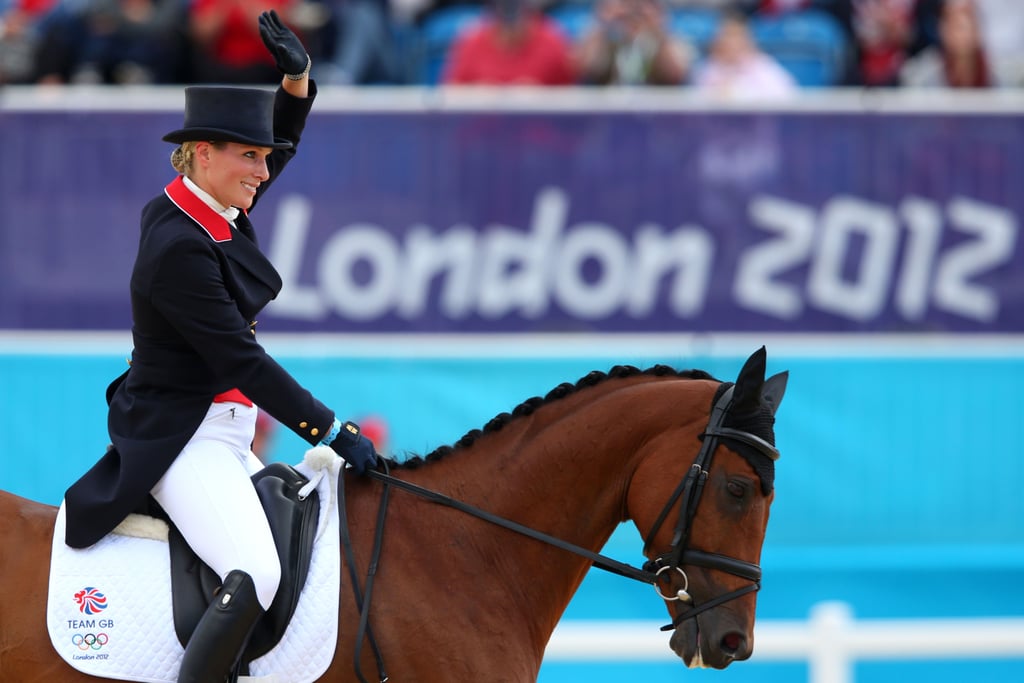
[761,371,788,415]
[732,346,768,410]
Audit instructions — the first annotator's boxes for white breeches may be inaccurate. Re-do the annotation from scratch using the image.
[150,402,281,611]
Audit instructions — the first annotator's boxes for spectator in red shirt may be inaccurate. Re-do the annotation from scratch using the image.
[188,0,299,83]
[442,0,576,85]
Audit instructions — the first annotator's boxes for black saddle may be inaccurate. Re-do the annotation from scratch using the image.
[163,463,321,664]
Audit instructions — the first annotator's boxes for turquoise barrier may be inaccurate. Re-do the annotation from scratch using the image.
[8,339,1021,550]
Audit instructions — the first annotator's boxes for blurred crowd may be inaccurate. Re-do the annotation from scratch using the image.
[1,0,1021,90]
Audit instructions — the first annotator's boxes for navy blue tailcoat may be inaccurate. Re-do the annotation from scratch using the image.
[65,84,335,548]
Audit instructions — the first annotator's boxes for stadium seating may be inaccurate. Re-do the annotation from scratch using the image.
[547,2,596,41]
[671,8,848,87]
[668,7,722,57]
[412,5,849,87]
[749,10,848,87]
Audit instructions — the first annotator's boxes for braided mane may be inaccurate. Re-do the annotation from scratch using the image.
[392,364,718,469]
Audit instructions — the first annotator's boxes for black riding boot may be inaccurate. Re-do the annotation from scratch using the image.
[177,569,264,683]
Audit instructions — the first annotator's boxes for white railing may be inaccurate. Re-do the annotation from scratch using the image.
[546,602,1024,683]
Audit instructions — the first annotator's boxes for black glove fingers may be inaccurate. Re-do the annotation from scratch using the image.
[261,9,279,28]
[257,14,274,46]
[257,8,308,76]
[270,10,287,33]
[258,11,273,33]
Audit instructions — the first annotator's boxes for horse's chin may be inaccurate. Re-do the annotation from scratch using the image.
[669,620,735,670]
[670,620,706,669]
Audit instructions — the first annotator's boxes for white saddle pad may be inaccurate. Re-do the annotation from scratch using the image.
[47,447,344,683]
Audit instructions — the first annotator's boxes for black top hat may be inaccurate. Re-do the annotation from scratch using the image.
[162,86,293,149]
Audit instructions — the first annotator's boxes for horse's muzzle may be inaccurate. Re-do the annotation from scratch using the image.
[670,618,752,669]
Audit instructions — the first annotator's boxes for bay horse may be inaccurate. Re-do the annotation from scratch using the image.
[0,347,786,682]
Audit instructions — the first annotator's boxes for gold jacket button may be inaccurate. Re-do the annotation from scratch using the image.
[299,421,308,429]
[311,427,319,436]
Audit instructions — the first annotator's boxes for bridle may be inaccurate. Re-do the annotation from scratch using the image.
[640,383,781,631]
[343,381,781,681]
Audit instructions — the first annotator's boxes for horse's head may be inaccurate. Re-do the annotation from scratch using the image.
[630,347,787,670]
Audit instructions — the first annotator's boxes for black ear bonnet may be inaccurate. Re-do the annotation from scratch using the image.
[711,382,776,494]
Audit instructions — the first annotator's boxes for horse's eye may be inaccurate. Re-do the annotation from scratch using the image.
[726,480,748,499]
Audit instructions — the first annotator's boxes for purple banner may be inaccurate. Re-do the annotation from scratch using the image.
[2,105,1022,332]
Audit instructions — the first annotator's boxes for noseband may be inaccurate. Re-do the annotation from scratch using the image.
[640,383,781,631]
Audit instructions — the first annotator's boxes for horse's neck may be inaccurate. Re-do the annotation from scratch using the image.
[420,377,712,623]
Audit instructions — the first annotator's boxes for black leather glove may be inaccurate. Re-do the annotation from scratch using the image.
[329,421,379,475]
[258,9,310,77]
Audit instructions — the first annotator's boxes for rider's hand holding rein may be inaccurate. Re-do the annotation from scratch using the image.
[322,420,379,475]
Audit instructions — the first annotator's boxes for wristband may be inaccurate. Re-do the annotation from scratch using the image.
[320,417,342,446]
[286,55,311,81]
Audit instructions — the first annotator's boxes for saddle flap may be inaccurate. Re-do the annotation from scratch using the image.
[246,464,321,660]
[166,463,321,661]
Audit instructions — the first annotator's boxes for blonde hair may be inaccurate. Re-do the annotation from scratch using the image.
[170,141,200,174]
[170,140,226,174]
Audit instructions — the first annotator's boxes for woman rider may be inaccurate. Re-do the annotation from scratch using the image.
[62,10,377,682]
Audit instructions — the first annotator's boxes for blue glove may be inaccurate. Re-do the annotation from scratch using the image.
[327,421,379,475]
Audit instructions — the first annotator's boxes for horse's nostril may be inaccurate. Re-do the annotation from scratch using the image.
[720,631,744,655]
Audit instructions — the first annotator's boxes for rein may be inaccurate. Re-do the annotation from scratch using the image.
[365,469,658,583]
[338,382,780,678]
[338,460,391,683]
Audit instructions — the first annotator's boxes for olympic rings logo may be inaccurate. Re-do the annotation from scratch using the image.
[72,633,109,650]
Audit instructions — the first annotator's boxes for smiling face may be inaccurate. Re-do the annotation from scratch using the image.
[192,141,271,210]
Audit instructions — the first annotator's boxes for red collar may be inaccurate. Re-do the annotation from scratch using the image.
[164,176,233,242]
